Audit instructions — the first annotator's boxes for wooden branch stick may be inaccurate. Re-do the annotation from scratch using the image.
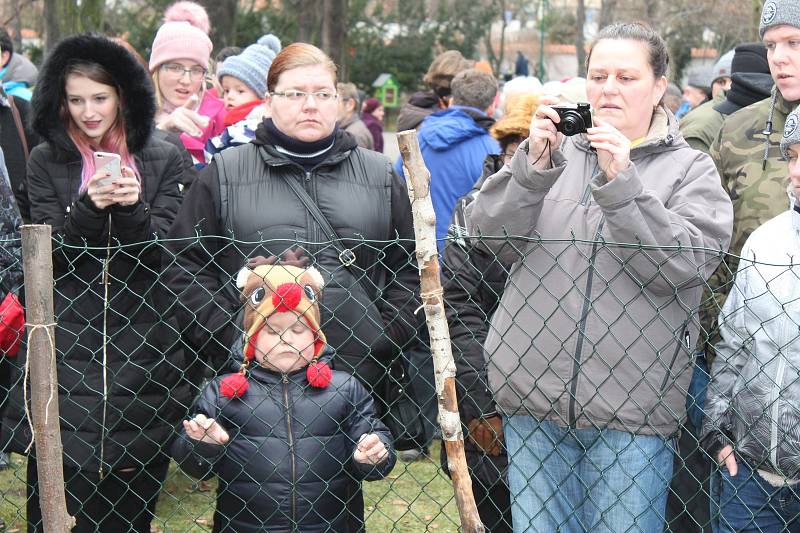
[397,131,485,533]
[21,225,75,532]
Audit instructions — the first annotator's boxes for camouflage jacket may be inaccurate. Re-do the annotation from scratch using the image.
[679,92,725,154]
[700,89,798,353]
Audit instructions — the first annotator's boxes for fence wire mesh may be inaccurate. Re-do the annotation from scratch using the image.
[0,232,796,532]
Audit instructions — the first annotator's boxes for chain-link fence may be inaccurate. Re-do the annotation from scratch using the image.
[0,232,796,532]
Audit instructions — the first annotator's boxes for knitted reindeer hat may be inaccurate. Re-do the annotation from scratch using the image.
[219,264,331,398]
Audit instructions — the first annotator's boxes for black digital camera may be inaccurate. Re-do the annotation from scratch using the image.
[553,103,592,136]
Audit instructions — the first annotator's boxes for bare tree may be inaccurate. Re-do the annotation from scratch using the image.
[576,0,586,76]
[199,0,238,48]
[321,0,348,76]
[485,0,508,74]
[599,0,617,29]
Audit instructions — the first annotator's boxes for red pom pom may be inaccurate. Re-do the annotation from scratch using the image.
[272,283,302,313]
[220,373,249,398]
[306,360,332,388]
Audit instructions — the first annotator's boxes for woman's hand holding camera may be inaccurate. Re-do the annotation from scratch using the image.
[528,95,563,169]
[86,167,140,210]
[586,117,631,181]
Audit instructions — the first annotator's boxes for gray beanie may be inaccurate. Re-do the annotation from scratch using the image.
[217,34,281,99]
[759,0,800,38]
[686,66,713,91]
[781,105,800,160]
[711,49,735,85]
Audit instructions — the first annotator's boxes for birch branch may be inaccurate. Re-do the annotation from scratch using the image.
[397,130,485,533]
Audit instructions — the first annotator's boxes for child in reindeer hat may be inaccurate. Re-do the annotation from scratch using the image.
[172,263,395,532]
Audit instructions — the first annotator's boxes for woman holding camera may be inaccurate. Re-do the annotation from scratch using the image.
[1,34,191,532]
[467,23,733,532]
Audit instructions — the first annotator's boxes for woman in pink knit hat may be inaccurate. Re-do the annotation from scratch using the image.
[150,13,226,165]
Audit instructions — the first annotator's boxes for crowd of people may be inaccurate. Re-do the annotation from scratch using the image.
[0,0,795,531]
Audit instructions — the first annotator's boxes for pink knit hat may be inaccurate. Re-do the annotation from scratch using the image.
[149,21,212,73]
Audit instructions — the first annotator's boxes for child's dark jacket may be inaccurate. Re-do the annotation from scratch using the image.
[171,350,396,533]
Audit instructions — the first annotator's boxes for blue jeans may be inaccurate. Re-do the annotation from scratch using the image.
[716,460,800,533]
[504,415,674,533]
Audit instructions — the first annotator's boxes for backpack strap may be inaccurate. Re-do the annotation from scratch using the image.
[7,95,28,161]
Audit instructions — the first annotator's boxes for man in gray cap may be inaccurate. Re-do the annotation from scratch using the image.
[677,66,712,118]
[710,49,734,98]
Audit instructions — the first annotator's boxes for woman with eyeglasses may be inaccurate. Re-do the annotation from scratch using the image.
[1,33,191,532]
[149,18,226,165]
[166,43,420,531]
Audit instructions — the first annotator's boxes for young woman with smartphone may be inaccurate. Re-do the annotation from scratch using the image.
[1,34,191,532]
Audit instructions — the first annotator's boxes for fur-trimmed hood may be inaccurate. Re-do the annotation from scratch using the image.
[31,33,155,159]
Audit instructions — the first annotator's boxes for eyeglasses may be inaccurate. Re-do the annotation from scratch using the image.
[501,152,515,164]
[270,90,338,102]
[160,63,207,81]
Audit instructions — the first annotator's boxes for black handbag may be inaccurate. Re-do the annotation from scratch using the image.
[376,356,427,451]
[278,170,427,451]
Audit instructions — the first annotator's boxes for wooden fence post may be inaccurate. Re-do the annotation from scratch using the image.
[21,224,75,532]
[397,131,485,533]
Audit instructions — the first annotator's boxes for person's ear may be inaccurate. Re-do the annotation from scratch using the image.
[1,51,10,67]
[653,76,667,108]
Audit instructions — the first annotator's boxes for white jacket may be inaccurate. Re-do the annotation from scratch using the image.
[703,206,800,477]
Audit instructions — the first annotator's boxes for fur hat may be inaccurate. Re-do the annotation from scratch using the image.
[149,21,212,73]
[217,34,282,98]
[781,105,800,160]
[759,0,800,38]
[32,33,155,158]
[490,93,538,142]
[219,264,331,398]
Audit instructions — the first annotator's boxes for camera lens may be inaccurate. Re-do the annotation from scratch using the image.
[561,112,582,136]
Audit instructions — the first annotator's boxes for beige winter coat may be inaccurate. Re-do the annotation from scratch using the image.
[466,106,733,436]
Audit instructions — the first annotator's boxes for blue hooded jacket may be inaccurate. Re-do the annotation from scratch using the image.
[395,106,500,248]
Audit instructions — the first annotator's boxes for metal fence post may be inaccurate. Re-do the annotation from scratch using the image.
[397,131,485,533]
[21,224,75,532]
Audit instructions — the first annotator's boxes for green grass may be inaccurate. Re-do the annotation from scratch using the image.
[0,445,461,532]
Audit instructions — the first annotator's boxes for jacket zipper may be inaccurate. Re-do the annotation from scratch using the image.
[303,171,322,247]
[99,214,112,479]
[568,216,605,426]
[770,318,790,470]
[282,374,297,527]
[659,325,689,393]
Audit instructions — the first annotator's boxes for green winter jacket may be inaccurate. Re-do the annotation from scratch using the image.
[679,92,726,153]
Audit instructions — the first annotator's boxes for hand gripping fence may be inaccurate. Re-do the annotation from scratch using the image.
[3,212,800,531]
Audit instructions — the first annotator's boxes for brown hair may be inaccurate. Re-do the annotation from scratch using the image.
[586,22,669,79]
[267,43,337,93]
[423,50,472,93]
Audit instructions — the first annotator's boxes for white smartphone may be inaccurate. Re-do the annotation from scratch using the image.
[92,152,121,187]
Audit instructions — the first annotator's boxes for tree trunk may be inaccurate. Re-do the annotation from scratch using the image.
[321,0,348,77]
[486,0,507,75]
[576,0,586,77]
[297,0,322,45]
[200,0,237,49]
[22,225,76,533]
[599,0,617,29]
[42,0,60,52]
